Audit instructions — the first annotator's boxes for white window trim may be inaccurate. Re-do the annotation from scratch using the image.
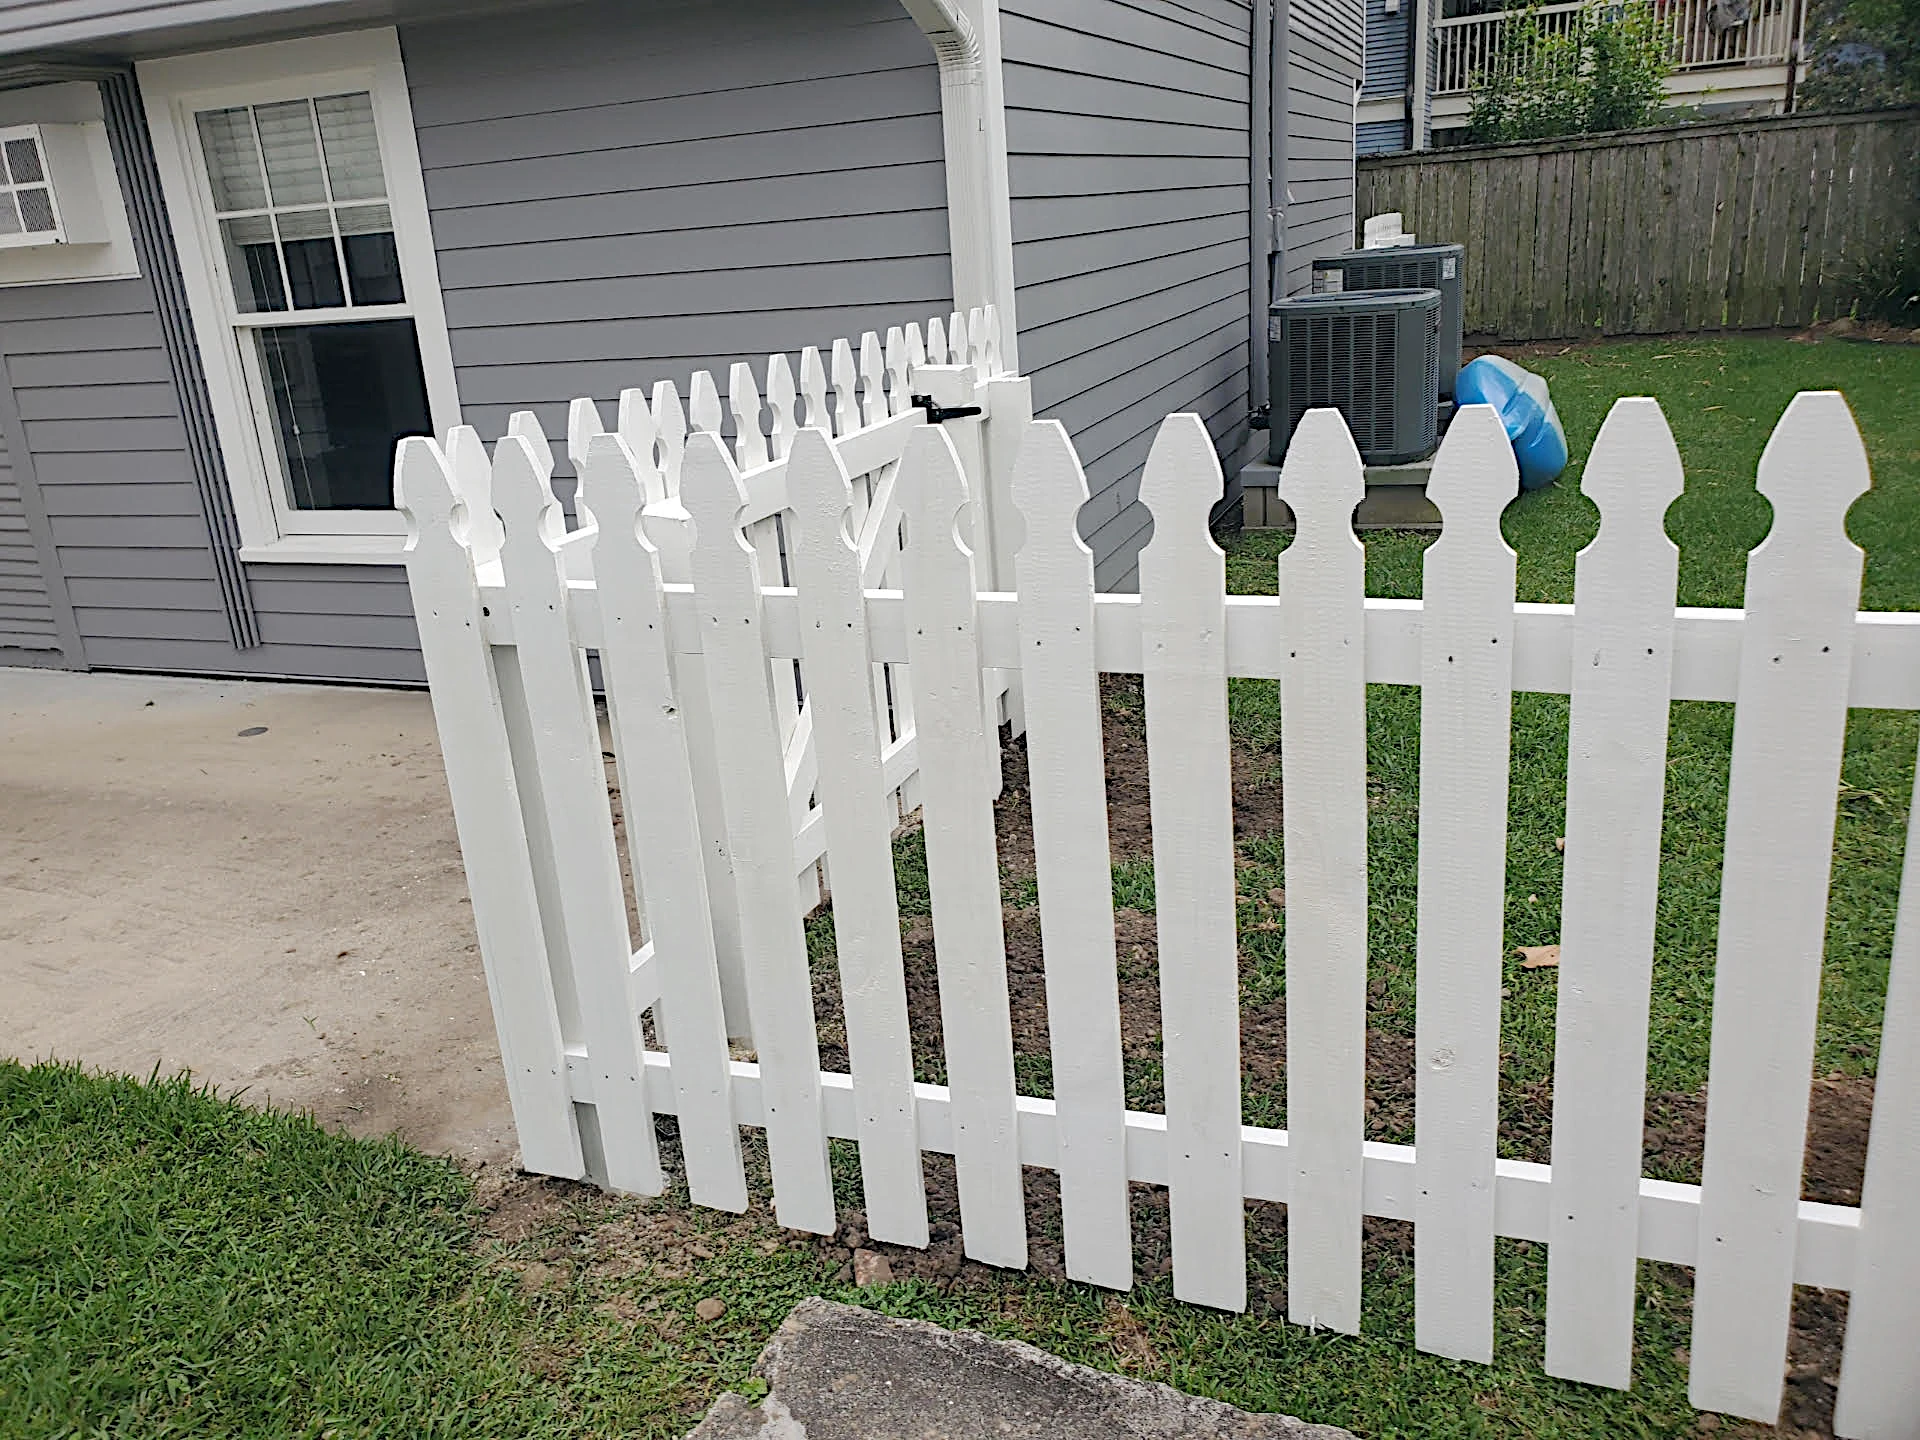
[140,28,459,565]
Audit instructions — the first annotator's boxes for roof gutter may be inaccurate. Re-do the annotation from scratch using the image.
[900,0,1020,373]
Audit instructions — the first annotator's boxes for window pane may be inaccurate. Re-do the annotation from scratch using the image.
[254,100,328,207]
[196,108,267,211]
[337,204,402,305]
[276,210,344,309]
[17,187,55,233]
[315,93,385,202]
[4,136,43,184]
[221,215,285,311]
[0,193,18,235]
[253,318,431,511]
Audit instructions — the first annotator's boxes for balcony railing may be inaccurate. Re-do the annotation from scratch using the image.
[1433,0,1798,97]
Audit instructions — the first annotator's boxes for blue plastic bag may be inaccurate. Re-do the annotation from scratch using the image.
[1453,355,1569,490]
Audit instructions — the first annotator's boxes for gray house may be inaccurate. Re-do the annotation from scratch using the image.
[0,0,1362,685]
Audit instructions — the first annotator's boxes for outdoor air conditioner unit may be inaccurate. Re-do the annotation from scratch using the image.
[1266,289,1441,467]
[1311,242,1465,399]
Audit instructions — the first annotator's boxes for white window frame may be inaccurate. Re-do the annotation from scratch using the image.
[140,28,459,565]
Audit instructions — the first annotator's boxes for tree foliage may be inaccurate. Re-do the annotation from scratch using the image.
[1466,3,1676,143]
[1799,0,1920,110]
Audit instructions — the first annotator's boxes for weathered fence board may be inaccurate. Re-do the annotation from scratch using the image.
[1357,109,1920,341]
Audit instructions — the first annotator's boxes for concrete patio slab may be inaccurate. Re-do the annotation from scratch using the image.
[689,1298,1356,1440]
[0,666,515,1163]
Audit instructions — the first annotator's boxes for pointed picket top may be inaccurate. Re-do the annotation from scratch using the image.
[1581,398,1684,561]
[1751,391,1870,565]
[765,353,799,461]
[1426,404,1518,548]
[680,427,753,568]
[1137,412,1226,566]
[798,346,830,434]
[884,325,910,417]
[728,361,769,470]
[965,309,986,369]
[443,424,505,566]
[787,426,855,572]
[578,430,653,555]
[859,331,887,429]
[905,321,928,372]
[615,389,666,506]
[652,379,689,496]
[1277,407,1365,531]
[507,410,555,478]
[948,310,970,368]
[397,434,460,550]
[689,369,724,436]
[492,427,568,573]
[904,419,972,558]
[831,338,860,437]
[1012,420,1093,569]
[980,306,1003,375]
[567,396,607,472]
[927,315,950,366]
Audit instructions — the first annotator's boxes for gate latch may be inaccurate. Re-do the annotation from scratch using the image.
[910,393,983,425]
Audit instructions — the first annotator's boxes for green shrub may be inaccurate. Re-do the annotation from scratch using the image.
[1467,1,1677,144]
[1849,233,1920,326]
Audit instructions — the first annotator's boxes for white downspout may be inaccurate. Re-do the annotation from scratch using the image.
[901,0,1021,374]
[1410,0,1433,150]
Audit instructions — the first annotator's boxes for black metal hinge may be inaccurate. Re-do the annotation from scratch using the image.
[910,393,983,425]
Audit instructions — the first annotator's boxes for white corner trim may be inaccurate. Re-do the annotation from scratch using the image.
[903,0,1020,374]
[137,27,461,561]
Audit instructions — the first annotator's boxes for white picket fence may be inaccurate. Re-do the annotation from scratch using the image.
[401,352,1920,1433]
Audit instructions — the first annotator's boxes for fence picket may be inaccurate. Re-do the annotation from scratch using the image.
[1544,399,1683,1390]
[682,430,835,1233]
[1691,392,1870,1421]
[1011,420,1131,1291]
[397,437,581,1178]
[766,354,798,460]
[949,310,970,369]
[492,429,662,1195]
[885,326,909,417]
[831,339,859,438]
[1138,413,1245,1313]
[580,433,748,1213]
[859,333,887,429]
[799,348,829,434]
[787,427,929,1248]
[1275,409,1368,1335]
[1834,734,1920,1436]
[927,315,949,366]
[653,380,688,493]
[729,362,769,471]
[617,389,658,476]
[1414,406,1517,1362]
[901,424,1027,1268]
[689,370,724,436]
[443,425,505,565]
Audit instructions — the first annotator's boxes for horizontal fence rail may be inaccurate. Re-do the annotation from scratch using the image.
[403,378,1920,1436]
[1358,108,1920,340]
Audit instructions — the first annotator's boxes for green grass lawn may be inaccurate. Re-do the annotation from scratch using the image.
[1227,335,1920,1105]
[7,337,1915,1440]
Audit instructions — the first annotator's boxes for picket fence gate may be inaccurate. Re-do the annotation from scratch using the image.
[401,322,1920,1434]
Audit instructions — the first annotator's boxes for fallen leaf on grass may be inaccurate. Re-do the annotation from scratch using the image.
[1267,887,1286,907]
[1517,944,1560,970]
[1555,836,1566,852]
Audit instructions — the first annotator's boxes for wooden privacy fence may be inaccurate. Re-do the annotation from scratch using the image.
[1356,109,1920,341]
[403,362,1920,1431]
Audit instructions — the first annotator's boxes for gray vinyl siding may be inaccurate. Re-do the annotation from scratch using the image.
[1002,0,1253,591]
[0,424,61,652]
[1283,0,1364,294]
[1362,0,1410,99]
[400,0,952,497]
[0,278,424,682]
[1358,117,1410,153]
